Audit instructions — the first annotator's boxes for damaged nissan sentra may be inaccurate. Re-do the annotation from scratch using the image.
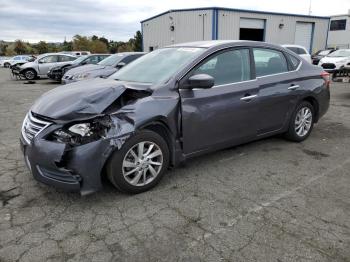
[20,40,330,195]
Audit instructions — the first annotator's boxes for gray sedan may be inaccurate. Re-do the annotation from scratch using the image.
[20,40,330,195]
[62,52,145,84]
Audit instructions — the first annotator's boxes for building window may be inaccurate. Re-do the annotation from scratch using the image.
[330,19,347,31]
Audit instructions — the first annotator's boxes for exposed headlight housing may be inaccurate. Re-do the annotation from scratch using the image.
[50,117,112,145]
[68,123,92,136]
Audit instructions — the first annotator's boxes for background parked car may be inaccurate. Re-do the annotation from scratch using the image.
[282,44,312,63]
[59,51,91,56]
[62,52,145,84]
[47,54,110,81]
[13,53,77,80]
[0,55,34,68]
[318,49,350,72]
[311,49,336,65]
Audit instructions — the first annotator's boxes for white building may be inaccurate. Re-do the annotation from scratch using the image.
[141,7,330,54]
[327,11,350,49]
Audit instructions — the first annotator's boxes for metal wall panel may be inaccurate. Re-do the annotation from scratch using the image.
[142,8,329,53]
[218,10,329,53]
[327,15,350,48]
[142,10,213,51]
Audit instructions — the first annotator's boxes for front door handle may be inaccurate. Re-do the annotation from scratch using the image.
[240,94,258,101]
[288,84,300,90]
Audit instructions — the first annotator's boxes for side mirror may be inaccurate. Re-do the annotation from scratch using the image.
[116,62,126,69]
[38,60,43,64]
[183,74,214,89]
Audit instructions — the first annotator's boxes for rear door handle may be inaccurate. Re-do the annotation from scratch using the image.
[240,94,258,101]
[288,85,300,90]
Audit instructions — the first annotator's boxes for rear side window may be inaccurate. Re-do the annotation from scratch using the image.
[287,54,301,69]
[253,48,288,77]
[286,47,307,55]
[59,55,76,62]
[191,49,251,86]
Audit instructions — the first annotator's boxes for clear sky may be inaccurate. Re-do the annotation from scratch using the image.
[0,0,349,43]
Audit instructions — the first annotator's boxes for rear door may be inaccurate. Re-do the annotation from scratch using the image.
[253,48,301,135]
[180,48,260,154]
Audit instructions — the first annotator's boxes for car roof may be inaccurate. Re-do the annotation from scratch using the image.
[37,53,76,59]
[168,40,287,51]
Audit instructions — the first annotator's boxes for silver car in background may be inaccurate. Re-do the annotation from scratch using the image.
[14,53,77,80]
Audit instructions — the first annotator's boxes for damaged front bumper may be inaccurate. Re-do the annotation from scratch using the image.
[20,119,130,196]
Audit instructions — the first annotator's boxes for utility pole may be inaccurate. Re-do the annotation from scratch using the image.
[308,0,312,15]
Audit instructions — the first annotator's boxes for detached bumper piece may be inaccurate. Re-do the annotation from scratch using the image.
[11,65,25,79]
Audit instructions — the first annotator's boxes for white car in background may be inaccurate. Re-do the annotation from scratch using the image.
[282,45,312,64]
[0,55,33,68]
[14,53,77,80]
[318,49,350,72]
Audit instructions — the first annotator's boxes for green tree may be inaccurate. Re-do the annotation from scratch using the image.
[35,41,49,54]
[133,30,143,51]
[72,35,90,51]
[90,40,108,53]
[14,40,27,54]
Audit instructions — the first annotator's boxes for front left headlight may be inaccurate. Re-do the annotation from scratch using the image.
[49,117,112,145]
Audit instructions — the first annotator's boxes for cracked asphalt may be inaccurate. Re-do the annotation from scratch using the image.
[0,68,349,262]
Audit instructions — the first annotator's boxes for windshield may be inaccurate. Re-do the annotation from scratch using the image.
[98,54,125,66]
[328,50,350,57]
[318,50,331,56]
[110,47,205,84]
[72,55,88,65]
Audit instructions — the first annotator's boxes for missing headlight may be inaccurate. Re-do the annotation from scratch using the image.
[49,116,113,145]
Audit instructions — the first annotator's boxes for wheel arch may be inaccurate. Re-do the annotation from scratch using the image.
[302,96,319,123]
[139,119,176,166]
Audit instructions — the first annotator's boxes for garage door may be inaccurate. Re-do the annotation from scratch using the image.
[240,18,265,29]
[294,22,313,52]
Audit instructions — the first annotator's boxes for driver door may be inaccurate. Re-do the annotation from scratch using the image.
[179,48,260,155]
[38,55,58,75]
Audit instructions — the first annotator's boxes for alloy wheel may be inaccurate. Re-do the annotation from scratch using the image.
[122,141,163,186]
[25,70,35,80]
[295,107,312,137]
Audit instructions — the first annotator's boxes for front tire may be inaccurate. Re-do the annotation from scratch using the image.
[107,130,169,194]
[285,101,314,142]
[24,69,37,80]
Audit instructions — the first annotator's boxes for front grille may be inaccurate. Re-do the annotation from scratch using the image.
[21,112,51,144]
[321,63,336,69]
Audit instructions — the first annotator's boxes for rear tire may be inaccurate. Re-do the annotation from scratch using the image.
[107,130,169,194]
[24,69,37,80]
[285,101,314,142]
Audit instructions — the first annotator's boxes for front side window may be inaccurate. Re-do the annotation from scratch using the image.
[110,47,205,84]
[330,19,347,31]
[39,55,58,63]
[253,48,288,77]
[191,49,251,86]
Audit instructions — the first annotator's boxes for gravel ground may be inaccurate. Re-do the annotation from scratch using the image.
[0,68,349,262]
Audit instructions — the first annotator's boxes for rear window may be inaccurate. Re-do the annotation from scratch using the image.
[253,48,288,77]
[286,47,307,55]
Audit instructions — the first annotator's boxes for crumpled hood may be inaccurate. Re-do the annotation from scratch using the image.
[64,64,112,76]
[31,78,130,121]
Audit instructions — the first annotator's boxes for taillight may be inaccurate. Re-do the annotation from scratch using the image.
[321,71,330,88]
